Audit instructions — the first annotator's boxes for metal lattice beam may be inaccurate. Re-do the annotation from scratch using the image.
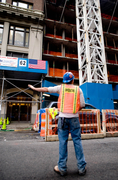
[76,0,108,85]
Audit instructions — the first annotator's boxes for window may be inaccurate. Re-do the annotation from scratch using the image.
[7,51,28,58]
[0,23,4,44]
[8,25,29,47]
[12,1,33,9]
[0,0,6,3]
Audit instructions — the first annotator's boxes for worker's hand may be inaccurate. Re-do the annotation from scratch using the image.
[28,84,34,90]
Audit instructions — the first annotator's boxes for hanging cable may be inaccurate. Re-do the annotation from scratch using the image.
[44,0,47,19]
[107,0,118,33]
[59,0,68,22]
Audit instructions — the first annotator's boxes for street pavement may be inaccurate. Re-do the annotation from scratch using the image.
[0,131,118,180]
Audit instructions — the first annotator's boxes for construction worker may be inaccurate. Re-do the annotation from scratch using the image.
[28,72,86,176]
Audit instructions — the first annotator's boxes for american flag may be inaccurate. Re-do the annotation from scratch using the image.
[29,59,46,69]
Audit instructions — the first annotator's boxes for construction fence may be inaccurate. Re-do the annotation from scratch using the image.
[43,109,104,141]
[32,108,118,141]
[102,110,118,137]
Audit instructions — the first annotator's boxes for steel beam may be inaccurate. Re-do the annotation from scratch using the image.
[76,0,108,85]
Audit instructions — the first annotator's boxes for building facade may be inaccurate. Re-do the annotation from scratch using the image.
[0,0,118,124]
[0,0,45,123]
[43,0,118,108]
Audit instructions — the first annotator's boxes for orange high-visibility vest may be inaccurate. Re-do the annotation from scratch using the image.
[58,84,80,113]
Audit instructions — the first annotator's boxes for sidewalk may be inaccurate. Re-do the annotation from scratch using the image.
[0,121,33,131]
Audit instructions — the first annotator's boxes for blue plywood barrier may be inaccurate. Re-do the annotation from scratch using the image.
[37,109,46,133]
[113,85,118,100]
[80,82,114,111]
[114,85,118,91]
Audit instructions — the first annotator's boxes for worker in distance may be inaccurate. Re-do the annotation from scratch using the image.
[28,72,86,176]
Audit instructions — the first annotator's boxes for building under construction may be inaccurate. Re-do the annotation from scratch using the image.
[0,0,118,123]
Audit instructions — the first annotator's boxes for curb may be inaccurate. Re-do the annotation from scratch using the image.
[0,128,32,132]
[14,129,32,132]
[0,129,14,131]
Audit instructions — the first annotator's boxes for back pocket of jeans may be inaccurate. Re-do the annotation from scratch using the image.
[71,118,80,130]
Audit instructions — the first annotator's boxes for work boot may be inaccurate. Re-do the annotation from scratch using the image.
[54,165,67,176]
[78,168,86,176]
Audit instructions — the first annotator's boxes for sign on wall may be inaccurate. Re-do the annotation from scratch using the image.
[0,56,18,67]
[0,56,47,74]
[19,59,27,67]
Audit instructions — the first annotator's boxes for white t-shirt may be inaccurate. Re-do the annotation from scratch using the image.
[48,85,85,118]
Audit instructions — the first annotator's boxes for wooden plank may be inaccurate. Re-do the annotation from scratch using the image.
[45,133,104,142]
[106,123,118,127]
[45,109,49,142]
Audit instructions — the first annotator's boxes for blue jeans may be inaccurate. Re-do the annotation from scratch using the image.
[58,117,86,173]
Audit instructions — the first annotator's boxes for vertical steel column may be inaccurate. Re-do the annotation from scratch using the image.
[0,77,5,117]
[76,0,108,85]
[40,75,44,109]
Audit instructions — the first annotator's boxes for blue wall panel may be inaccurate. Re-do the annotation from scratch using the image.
[42,80,59,97]
[114,85,118,91]
[113,91,118,100]
[80,82,114,110]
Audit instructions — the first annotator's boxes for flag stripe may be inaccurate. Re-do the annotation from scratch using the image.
[29,59,46,70]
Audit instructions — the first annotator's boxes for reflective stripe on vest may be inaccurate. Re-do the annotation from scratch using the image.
[58,84,80,113]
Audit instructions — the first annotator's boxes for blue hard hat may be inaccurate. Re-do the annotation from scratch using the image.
[63,72,74,83]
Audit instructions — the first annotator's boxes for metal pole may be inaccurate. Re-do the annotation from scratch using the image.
[107,0,118,33]
[59,0,68,22]
[0,77,5,117]
[40,75,43,109]
[44,0,47,19]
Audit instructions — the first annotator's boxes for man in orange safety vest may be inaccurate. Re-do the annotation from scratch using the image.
[28,72,86,176]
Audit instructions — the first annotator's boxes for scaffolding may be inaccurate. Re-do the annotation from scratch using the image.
[76,0,108,85]
[0,77,42,120]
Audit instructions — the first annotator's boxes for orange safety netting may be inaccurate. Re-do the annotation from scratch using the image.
[46,33,62,39]
[109,75,118,82]
[49,68,79,78]
[65,53,78,58]
[107,60,117,64]
[105,110,118,134]
[43,50,62,56]
[46,110,100,136]
[65,37,72,41]
[79,111,98,134]
[101,13,118,21]
[49,51,62,56]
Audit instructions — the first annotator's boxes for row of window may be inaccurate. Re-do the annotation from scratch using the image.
[0,24,3,44]
[0,23,29,47]
[12,0,33,9]
[0,0,33,9]
[0,0,6,3]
